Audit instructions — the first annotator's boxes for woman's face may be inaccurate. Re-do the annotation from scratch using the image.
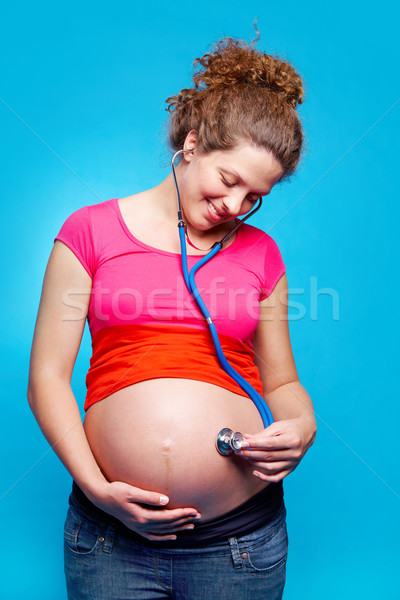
[178,136,284,233]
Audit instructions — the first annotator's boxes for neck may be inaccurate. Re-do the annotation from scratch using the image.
[152,172,181,222]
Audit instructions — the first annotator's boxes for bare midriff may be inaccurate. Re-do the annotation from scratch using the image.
[84,378,270,521]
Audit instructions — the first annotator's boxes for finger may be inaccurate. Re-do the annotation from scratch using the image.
[142,532,178,541]
[127,488,172,507]
[153,515,200,527]
[127,489,199,514]
[138,517,200,533]
[240,436,292,451]
[237,449,295,461]
[243,421,289,439]
[139,507,201,523]
[252,468,293,482]
[136,521,198,537]
[142,525,198,541]
[242,427,303,451]
[248,460,298,473]
[146,524,197,536]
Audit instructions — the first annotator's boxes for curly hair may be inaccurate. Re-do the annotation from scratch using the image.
[166,38,305,180]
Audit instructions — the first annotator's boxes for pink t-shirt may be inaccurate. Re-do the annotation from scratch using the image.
[54,198,286,348]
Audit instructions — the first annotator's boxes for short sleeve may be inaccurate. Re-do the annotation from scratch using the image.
[54,205,96,278]
[260,235,286,300]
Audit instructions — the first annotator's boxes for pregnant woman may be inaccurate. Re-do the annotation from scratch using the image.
[28,37,317,599]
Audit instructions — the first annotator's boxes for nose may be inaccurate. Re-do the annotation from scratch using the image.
[221,191,247,216]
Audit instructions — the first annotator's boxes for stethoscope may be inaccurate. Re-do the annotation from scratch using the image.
[171,149,274,455]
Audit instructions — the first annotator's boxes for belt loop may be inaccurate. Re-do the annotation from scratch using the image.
[102,526,115,554]
[228,537,243,570]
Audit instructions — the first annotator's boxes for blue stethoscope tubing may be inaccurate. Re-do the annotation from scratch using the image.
[172,149,274,428]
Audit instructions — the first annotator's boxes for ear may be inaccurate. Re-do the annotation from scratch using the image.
[182,130,197,162]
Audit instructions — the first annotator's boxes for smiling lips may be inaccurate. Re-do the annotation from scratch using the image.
[207,199,228,218]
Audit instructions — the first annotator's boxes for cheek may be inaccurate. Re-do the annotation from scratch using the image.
[200,182,226,200]
[241,200,259,215]
[184,170,224,201]
[195,184,214,201]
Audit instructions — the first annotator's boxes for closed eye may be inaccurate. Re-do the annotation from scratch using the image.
[221,176,236,188]
[221,175,262,203]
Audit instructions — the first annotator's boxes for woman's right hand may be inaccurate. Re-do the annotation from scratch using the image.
[87,480,202,541]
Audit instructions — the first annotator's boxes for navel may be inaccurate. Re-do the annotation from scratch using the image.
[160,438,176,454]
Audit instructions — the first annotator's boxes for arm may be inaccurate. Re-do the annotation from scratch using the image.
[236,273,317,482]
[27,240,200,539]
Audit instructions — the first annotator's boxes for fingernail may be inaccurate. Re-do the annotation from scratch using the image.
[240,441,249,447]
[160,495,169,505]
[184,524,195,530]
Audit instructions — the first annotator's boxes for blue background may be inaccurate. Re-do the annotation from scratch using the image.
[1,0,399,597]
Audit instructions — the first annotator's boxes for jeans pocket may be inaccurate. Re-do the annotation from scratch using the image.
[64,507,104,559]
[241,518,288,578]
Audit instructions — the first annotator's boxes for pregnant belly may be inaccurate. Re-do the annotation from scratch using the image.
[84,378,270,521]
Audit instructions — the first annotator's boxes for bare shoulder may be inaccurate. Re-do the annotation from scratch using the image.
[119,190,155,216]
[28,241,92,383]
[39,241,92,332]
[119,191,147,205]
[50,240,92,288]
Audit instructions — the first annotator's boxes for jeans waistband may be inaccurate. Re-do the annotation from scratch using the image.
[70,480,284,548]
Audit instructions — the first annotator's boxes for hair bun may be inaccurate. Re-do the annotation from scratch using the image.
[192,38,304,108]
[166,36,305,179]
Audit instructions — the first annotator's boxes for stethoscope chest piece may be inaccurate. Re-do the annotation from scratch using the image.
[216,428,244,456]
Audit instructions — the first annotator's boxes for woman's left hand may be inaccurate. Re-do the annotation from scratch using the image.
[235,414,317,483]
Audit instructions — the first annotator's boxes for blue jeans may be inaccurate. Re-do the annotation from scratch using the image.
[64,491,288,600]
